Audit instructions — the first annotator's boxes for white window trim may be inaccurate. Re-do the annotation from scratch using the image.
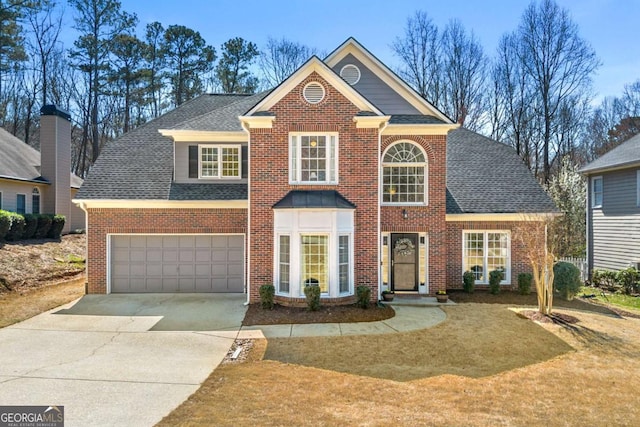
[273,210,354,298]
[381,141,428,206]
[462,230,511,285]
[32,188,40,214]
[591,175,603,208]
[198,144,241,180]
[0,191,2,210]
[275,233,291,295]
[288,132,339,185]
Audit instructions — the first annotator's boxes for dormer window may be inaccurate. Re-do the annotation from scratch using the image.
[289,133,338,184]
[199,145,241,179]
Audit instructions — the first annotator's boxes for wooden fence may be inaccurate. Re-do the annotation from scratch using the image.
[559,256,588,281]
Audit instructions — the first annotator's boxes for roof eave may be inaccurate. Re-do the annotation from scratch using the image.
[579,160,640,175]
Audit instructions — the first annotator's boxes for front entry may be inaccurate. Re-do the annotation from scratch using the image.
[391,233,419,292]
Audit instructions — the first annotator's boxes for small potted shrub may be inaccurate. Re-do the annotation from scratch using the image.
[463,271,475,294]
[381,288,395,302]
[435,290,448,303]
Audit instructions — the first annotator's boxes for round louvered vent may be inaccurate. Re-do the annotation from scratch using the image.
[340,64,361,85]
[303,82,325,104]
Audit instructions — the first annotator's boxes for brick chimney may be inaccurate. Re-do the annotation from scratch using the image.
[40,105,71,234]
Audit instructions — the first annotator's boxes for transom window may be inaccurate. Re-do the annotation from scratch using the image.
[290,134,338,184]
[463,231,510,284]
[382,141,426,204]
[199,145,240,179]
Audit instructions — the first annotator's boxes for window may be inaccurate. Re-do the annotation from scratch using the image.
[32,188,40,214]
[463,231,510,284]
[338,235,350,293]
[289,134,338,184]
[278,235,290,294]
[592,176,603,208]
[301,235,329,294]
[16,194,26,215]
[199,145,240,179]
[0,191,2,210]
[382,141,427,204]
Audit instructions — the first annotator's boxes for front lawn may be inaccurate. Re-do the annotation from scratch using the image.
[580,285,640,313]
[159,301,640,426]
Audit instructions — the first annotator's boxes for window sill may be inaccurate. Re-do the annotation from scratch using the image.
[290,182,338,186]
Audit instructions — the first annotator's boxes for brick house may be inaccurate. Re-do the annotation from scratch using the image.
[74,38,556,303]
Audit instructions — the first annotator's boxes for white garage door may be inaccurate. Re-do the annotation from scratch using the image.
[110,235,244,293]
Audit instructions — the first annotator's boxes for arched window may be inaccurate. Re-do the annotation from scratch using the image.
[382,141,427,204]
[32,188,40,214]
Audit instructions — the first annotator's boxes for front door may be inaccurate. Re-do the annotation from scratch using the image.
[391,233,419,292]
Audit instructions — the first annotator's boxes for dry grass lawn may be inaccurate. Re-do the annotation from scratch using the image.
[0,277,85,327]
[159,304,640,427]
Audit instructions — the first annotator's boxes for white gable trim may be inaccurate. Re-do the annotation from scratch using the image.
[382,123,459,136]
[325,38,452,123]
[246,56,383,116]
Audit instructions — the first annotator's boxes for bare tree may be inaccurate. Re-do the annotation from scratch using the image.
[392,10,443,107]
[441,19,488,129]
[259,37,315,88]
[516,0,599,182]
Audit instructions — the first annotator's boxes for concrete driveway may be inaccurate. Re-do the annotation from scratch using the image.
[0,294,247,427]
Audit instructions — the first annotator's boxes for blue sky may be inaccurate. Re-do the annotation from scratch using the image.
[62,0,640,102]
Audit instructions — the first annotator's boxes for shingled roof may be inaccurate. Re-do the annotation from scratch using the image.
[579,133,640,174]
[446,128,557,214]
[76,94,248,200]
[0,127,83,188]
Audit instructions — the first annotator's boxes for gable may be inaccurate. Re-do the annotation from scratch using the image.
[245,56,383,117]
[332,53,419,115]
[325,38,451,123]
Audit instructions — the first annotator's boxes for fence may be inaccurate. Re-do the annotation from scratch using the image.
[559,256,588,281]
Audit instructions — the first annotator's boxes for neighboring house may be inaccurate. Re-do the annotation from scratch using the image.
[580,133,640,275]
[0,106,85,233]
[74,38,556,302]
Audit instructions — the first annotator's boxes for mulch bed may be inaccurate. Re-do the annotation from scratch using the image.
[242,303,395,326]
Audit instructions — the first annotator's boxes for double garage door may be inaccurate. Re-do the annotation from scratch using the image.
[110,235,244,293]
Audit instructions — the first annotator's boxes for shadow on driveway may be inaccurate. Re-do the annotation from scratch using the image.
[54,293,247,331]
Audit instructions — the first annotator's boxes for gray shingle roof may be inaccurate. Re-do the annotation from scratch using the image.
[579,133,640,174]
[77,94,248,200]
[169,183,247,200]
[389,115,445,125]
[170,92,270,131]
[446,128,557,214]
[0,127,83,188]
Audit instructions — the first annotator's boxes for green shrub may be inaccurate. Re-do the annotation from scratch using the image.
[259,284,275,310]
[47,215,65,239]
[463,271,475,293]
[6,212,25,241]
[303,284,321,311]
[23,214,38,239]
[553,261,582,300]
[0,210,10,240]
[489,269,503,295]
[592,269,619,292]
[356,285,371,309]
[615,267,640,295]
[34,214,52,238]
[518,273,533,295]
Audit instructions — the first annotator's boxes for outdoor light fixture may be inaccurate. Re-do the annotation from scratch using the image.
[402,209,408,220]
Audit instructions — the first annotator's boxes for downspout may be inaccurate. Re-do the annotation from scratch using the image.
[240,120,251,306]
[77,201,89,294]
[377,120,388,301]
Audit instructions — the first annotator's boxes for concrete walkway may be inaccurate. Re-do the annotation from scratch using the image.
[0,294,247,427]
[239,304,447,338]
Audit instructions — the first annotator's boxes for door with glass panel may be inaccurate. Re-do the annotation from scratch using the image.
[391,233,419,291]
